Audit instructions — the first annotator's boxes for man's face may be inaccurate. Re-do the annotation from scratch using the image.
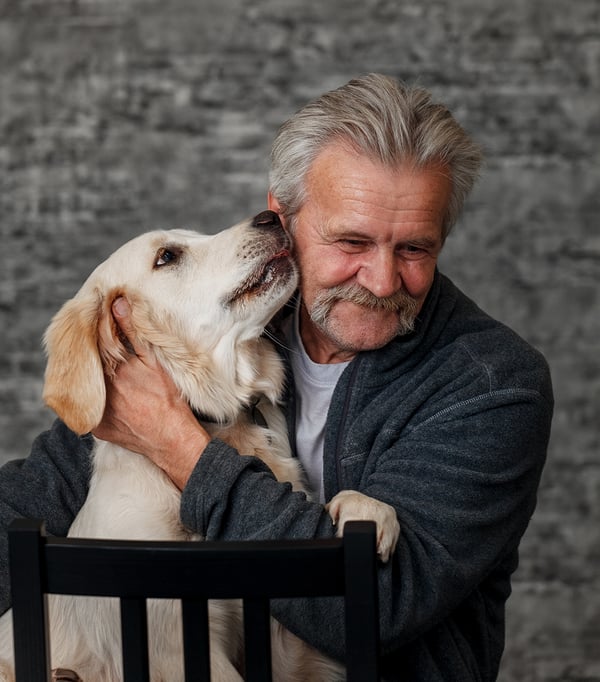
[269,143,452,363]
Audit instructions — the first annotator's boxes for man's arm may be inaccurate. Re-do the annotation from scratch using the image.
[179,389,552,669]
[0,420,93,614]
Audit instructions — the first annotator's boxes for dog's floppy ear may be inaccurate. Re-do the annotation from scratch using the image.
[43,289,129,435]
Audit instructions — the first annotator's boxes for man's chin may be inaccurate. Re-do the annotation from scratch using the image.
[317,306,411,352]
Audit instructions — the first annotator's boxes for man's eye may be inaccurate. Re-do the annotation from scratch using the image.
[339,239,368,251]
[399,244,430,259]
[154,247,180,267]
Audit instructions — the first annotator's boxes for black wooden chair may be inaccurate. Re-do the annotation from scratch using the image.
[8,518,380,681]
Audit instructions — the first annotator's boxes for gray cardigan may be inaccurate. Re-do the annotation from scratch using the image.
[0,272,553,681]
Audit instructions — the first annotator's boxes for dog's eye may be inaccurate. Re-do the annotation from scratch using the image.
[154,246,181,268]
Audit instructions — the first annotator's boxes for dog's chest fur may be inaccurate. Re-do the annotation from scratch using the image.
[69,441,191,542]
[69,406,305,545]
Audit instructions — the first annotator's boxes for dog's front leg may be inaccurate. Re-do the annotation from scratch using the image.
[0,611,15,682]
[0,663,13,682]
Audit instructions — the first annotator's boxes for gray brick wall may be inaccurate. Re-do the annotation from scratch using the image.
[1,1,598,679]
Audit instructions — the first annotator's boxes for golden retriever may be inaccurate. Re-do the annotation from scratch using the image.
[0,211,399,681]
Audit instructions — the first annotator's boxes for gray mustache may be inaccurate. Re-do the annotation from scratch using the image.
[313,283,419,314]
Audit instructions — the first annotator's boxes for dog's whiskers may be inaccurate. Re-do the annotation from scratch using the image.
[263,328,301,357]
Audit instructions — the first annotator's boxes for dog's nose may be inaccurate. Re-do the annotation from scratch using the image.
[251,210,283,231]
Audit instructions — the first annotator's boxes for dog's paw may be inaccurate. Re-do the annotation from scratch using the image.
[326,490,400,562]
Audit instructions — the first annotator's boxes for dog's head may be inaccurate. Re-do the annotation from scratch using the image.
[43,211,298,435]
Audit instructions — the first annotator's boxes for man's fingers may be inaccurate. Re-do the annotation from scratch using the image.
[112,297,143,358]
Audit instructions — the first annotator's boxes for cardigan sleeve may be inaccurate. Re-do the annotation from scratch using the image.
[0,419,93,614]
[180,438,333,542]
[179,375,552,671]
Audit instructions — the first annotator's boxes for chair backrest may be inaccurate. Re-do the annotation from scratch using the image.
[8,518,380,682]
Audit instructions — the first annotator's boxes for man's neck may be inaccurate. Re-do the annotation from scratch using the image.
[299,304,357,365]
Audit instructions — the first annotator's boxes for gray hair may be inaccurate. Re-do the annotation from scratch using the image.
[269,73,482,240]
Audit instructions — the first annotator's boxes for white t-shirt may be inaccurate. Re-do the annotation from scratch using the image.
[283,302,349,502]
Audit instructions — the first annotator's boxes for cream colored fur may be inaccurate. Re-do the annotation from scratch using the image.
[0,216,399,681]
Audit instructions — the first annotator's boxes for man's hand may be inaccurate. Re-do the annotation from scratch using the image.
[92,297,210,490]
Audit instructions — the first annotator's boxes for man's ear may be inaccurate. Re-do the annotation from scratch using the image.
[267,192,282,215]
[42,290,129,435]
[267,192,293,234]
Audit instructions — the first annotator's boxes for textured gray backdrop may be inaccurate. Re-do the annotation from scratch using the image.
[0,1,598,680]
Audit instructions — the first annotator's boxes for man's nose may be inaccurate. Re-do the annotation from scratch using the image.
[356,250,401,299]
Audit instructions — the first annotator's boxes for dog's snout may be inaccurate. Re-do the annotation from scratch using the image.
[251,210,283,231]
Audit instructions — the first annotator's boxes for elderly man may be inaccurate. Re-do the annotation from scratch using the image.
[0,74,553,680]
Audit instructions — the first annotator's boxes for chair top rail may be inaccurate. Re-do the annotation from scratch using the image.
[9,519,377,601]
